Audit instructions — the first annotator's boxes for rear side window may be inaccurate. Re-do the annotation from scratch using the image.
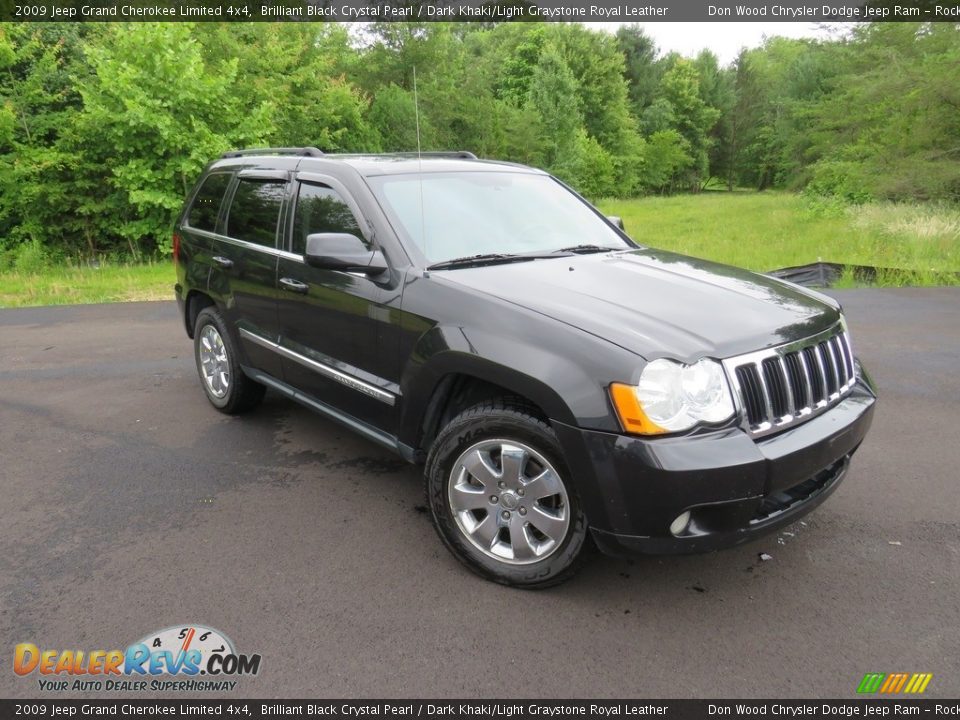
[225,179,286,247]
[292,182,365,255]
[187,173,231,232]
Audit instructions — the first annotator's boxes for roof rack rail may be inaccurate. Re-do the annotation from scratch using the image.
[349,151,476,160]
[221,147,324,159]
[424,150,477,159]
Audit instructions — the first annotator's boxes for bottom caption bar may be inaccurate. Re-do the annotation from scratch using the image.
[4,700,960,719]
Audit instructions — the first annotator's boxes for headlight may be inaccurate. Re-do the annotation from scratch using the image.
[610,358,735,435]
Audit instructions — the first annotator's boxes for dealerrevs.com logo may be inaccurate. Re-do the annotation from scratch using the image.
[13,625,261,692]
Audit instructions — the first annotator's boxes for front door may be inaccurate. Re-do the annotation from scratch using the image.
[275,177,395,431]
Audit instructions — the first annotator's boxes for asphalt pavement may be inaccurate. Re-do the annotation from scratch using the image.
[1,288,958,699]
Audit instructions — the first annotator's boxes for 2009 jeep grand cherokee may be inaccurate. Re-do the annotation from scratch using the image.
[174,147,876,588]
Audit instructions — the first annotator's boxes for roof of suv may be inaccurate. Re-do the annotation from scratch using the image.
[214,149,543,178]
[323,155,541,177]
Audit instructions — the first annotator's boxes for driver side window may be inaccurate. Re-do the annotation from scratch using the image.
[292,182,365,255]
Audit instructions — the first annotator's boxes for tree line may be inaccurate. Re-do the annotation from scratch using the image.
[1,21,958,260]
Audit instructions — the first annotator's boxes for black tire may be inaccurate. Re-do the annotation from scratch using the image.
[193,307,265,414]
[425,399,588,589]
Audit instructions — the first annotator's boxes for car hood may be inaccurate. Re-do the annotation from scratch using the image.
[435,248,841,361]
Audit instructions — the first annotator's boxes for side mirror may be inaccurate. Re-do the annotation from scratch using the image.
[607,215,625,231]
[304,233,387,275]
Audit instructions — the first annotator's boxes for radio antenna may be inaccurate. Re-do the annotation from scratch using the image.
[413,66,428,261]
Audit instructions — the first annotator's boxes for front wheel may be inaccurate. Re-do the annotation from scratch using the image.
[425,400,588,588]
[193,307,265,414]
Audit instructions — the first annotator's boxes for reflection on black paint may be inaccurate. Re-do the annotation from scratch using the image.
[188,173,231,232]
[621,248,833,344]
[293,183,364,255]
[226,179,285,247]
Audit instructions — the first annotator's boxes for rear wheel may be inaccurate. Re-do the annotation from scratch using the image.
[193,307,265,414]
[425,400,588,588]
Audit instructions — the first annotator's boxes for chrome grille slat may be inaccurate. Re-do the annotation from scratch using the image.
[841,335,850,378]
[778,355,796,416]
[828,337,844,389]
[796,349,814,410]
[722,323,856,438]
[755,360,775,421]
[761,357,789,419]
[847,333,856,377]
[831,336,847,386]
[735,365,765,425]
[837,333,853,382]
[818,342,836,396]
[812,343,830,401]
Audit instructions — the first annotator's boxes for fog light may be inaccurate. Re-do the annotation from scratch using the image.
[670,511,691,536]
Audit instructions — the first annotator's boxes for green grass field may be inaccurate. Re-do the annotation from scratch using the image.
[1,193,957,308]
[599,192,960,285]
[0,261,173,309]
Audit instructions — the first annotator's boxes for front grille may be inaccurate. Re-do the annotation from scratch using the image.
[723,325,856,436]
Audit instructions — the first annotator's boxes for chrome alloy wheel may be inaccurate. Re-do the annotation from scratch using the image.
[198,324,230,399]
[448,439,571,565]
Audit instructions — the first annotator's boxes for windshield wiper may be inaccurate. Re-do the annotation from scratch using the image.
[427,253,531,271]
[551,244,621,255]
[427,246,619,270]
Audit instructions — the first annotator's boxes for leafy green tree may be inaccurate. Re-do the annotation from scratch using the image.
[526,44,582,170]
[464,23,544,109]
[721,37,835,191]
[615,24,662,117]
[0,24,87,253]
[806,23,960,201]
[4,19,959,262]
[692,50,734,186]
[195,24,374,152]
[656,60,720,190]
[555,129,617,200]
[73,23,272,256]
[549,24,637,152]
[358,23,460,93]
[368,83,425,152]
[641,130,692,194]
[494,25,547,106]
[723,49,758,190]
[548,25,645,195]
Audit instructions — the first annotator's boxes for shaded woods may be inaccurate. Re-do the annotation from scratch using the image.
[1,21,958,261]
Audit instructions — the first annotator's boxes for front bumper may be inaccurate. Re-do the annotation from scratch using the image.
[552,376,876,556]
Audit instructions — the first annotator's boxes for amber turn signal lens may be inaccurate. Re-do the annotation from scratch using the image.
[609,383,668,436]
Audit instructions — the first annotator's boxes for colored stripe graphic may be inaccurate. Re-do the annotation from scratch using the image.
[880,673,910,695]
[905,674,933,694]
[857,672,932,694]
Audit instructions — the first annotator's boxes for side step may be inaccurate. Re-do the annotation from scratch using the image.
[241,366,417,462]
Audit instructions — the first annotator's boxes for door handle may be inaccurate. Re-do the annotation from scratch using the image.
[279,277,309,294]
[212,255,234,269]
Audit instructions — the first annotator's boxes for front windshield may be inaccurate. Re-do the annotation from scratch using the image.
[367,171,631,265]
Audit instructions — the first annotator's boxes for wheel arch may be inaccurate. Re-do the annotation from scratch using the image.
[183,290,217,339]
[399,354,579,461]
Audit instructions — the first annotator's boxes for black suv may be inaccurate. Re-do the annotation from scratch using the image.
[174,148,876,587]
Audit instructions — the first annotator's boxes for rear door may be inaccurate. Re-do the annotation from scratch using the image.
[212,170,290,378]
[179,171,233,303]
[274,174,396,431]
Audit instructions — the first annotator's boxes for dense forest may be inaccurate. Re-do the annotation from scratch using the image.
[1,21,958,260]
